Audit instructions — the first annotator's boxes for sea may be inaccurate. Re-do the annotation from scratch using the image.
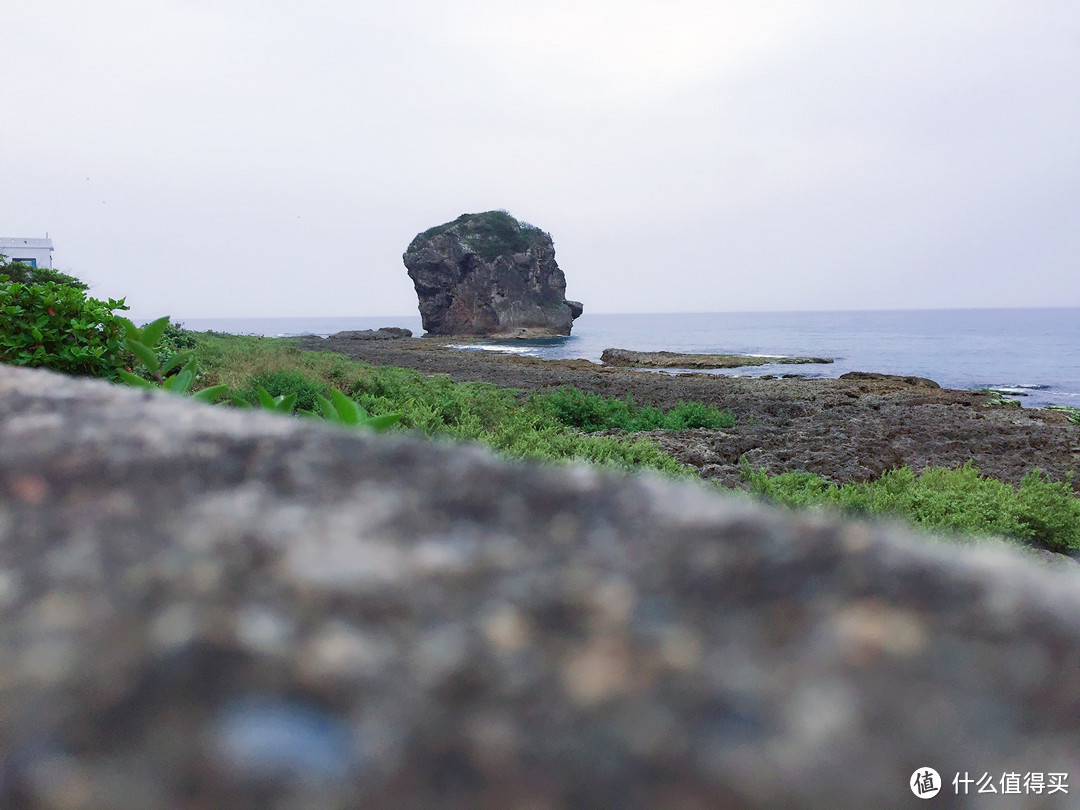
[177,308,1080,410]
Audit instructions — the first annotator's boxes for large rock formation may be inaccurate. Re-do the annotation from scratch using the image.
[1,363,1079,808]
[403,210,583,336]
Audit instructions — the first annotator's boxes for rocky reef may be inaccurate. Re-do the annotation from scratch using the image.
[326,327,412,341]
[403,210,583,337]
[601,348,834,369]
[1,363,1079,808]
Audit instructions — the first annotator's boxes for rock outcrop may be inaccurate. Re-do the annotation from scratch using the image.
[1,363,1079,809]
[403,210,582,336]
[601,348,834,369]
[327,327,412,340]
[839,371,941,389]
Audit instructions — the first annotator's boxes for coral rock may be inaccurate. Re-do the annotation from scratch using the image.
[404,210,582,336]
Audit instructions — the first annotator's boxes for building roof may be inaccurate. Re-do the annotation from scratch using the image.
[0,238,54,250]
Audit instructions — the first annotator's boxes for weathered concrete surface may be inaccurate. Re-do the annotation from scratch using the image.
[0,363,1078,809]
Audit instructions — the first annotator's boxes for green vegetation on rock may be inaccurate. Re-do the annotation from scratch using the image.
[407,210,550,261]
[530,385,735,432]
[1044,405,1080,425]
[741,461,1080,553]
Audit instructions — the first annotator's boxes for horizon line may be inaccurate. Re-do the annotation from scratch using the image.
[146,304,1080,321]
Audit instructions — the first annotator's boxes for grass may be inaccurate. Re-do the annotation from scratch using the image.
[193,332,692,476]
[191,331,1080,553]
[234,369,332,412]
[529,385,734,432]
[741,461,1080,553]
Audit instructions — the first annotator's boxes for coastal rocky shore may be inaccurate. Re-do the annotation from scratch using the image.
[295,335,1080,493]
[599,348,834,369]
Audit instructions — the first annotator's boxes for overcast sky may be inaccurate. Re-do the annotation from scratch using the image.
[4,1,1078,319]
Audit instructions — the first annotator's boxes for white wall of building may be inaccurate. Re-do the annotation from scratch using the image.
[0,237,54,269]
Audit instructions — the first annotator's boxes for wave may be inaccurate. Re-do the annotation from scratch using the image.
[447,344,537,356]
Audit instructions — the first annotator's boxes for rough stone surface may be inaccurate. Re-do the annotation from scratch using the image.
[601,348,834,369]
[2,364,1080,809]
[840,370,941,389]
[403,211,582,336]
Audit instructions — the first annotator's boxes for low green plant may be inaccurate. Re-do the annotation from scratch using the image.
[120,329,402,430]
[234,369,331,412]
[231,387,299,413]
[530,385,734,432]
[227,384,402,431]
[0,274,129,378]
[1044,405,1080,425]
[117,316,228,402]
[309,389,403,431]
[153,321,198,373]
[353,370,692,473]
[189,334,691,475]
[741,460,1080,552]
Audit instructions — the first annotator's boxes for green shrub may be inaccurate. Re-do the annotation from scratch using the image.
[407,210,549,260]
[235,369,332,413]
[741,461,1080,552]
[529,386,636,431]
[740,467,835,507]
[663,400,737,430]
[158,321,197,354]
[530,386,734,432]
[116,316,228,402]
[0,275,128,378]
[1013,470,1080,552]
[0,256,88,290]
[142,321,201,384]
[136,319,201,386]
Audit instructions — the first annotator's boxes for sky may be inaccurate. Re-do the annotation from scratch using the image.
[4,0,1078,319]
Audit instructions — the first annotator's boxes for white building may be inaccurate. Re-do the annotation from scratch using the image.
[0,237,54,269]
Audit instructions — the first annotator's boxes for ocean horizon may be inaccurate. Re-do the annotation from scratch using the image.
[173,307,1080,410]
